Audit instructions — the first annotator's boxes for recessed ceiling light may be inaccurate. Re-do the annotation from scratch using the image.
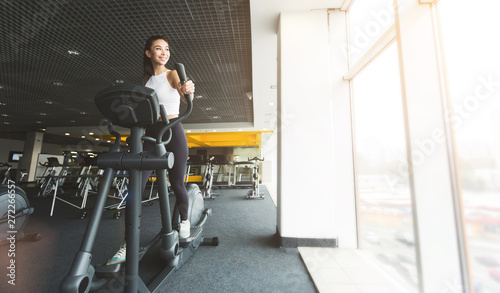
[89,132,93,135]
[80,112,86,115]
[40,112,47,116]
[3,122,9,125]
[45,100,53,104]
[212,130,217,132]
[53,81,63,86]
[0,102,5,106]
[116,80,124,84]
[36,121,42,124]
[69,120,75,123]
[0,85,3,89]
[107,140,111,143]
[68,50,80,55]
[196,95,203,99]
[186,130,192,133]
[65,133,70,136]
[205,107,213,111]
[95,138,99,141]
[212,116,220,119]
[1,114,7,117]
[81,136,85,138]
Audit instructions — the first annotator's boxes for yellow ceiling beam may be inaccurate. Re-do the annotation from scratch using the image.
[96,130,273,148]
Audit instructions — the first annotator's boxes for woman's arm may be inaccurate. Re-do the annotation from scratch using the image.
[167,70,194,104]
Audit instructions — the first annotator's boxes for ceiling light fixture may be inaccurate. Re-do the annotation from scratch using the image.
[40,112,47,116]
[196,95,203,99]
[53,81,63,86]
[89,132,93,135]
[3,122,9,125]
[0,103,5,106]
[45,100,53,104]
[268,102,275,106]
[80,112,86,115]
[68,50,80,55]
[116,80,124,84]
[65,133,70,136]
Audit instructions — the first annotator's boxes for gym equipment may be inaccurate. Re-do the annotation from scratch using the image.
[60,63,218,293]
[36,157,67,198]
[0,184,42,246]
[0,162,14,185]
[105,171,159,219]
[232,160,254,188]
[202,156,219,199]
[247,157,265,199]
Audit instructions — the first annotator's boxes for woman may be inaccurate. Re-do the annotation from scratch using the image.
[107,35,195,265]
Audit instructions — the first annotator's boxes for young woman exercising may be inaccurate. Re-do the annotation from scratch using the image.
[107,35,195,265]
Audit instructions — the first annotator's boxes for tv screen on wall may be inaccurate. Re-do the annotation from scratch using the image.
[8,151,23,162]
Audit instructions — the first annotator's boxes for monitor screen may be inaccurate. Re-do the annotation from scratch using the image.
[8,151,23,162]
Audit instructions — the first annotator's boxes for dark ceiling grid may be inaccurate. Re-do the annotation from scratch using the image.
[0,0,253,145]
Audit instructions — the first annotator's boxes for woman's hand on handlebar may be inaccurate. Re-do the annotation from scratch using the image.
[178,80,195,102]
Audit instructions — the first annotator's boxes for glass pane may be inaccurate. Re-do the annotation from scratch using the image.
[353,42,418,290]
[348,0,396,65]
[439,1,500,292]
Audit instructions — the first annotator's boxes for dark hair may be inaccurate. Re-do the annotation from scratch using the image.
[143,35,169,84]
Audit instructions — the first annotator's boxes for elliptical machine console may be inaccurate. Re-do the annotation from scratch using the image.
[60,63,218,293]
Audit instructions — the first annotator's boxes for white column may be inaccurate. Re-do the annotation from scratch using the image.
[20,132,44,182]
[394,1,464,291]
[277,10,337,246]
[329,9,358,248]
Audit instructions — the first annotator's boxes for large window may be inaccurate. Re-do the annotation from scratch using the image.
[352,41,418,291]
[348,0,396,64]
[439,1,500,292]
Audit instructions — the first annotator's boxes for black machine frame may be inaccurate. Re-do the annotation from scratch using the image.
[60,64,218,293]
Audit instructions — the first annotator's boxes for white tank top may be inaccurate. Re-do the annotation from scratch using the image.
[145,70,180,116]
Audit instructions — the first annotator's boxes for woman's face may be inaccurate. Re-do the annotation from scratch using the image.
[146,39,170,65]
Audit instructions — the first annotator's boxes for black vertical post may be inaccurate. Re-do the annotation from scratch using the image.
[156,168,172,233]
[125,126,143,293]
[79,167,116,253]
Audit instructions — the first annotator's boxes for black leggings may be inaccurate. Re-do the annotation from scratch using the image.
[142,119,189,221]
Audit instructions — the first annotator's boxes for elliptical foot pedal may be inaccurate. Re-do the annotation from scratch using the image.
[179,226,203,248]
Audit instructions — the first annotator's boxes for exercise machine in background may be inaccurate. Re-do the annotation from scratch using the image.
[202,156,219,200]
[247,157,265,199]
[0,164,42,246]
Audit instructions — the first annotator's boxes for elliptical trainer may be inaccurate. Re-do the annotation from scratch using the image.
[60,64,218,293]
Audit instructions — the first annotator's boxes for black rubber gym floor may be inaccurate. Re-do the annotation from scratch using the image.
[0,184,317,293]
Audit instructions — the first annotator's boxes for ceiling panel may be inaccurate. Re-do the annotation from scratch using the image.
[0,0,253,142]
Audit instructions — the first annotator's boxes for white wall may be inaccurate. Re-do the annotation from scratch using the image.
[278,10,337,240]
